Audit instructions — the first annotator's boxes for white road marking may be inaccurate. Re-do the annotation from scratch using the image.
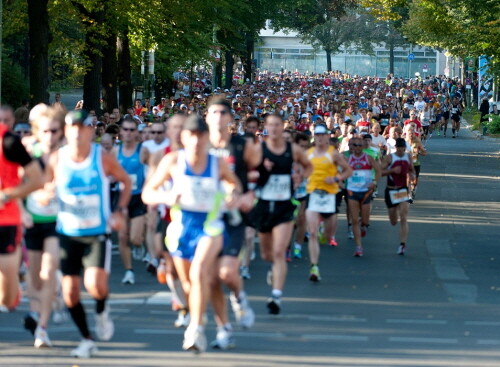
[386,319,447,325]
[388,337,458,344]
[477,339,500,345]
[302,334,369,342]
[465,321,500,326]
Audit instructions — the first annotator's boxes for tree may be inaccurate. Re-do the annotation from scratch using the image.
[28,0,50,105]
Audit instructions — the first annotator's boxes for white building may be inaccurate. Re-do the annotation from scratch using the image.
[256,27,460,78]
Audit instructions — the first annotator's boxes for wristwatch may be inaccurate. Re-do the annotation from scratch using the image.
[0,191,11,204]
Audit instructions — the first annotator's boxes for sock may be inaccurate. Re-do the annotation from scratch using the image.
[95,298,106,314]
[400,242,406,248]
[223,322,233,332]
[68,302,91,339]
[271,289,282,298]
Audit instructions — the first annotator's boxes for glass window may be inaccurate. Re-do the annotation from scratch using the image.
[286,49,301,54]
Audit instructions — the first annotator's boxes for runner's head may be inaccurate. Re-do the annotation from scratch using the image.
[181,114,209,155]
[313,123,329,146]
[0,106,15,129]
[120,116,139,144]
[30,104,65,151]
[166,114,186,148]
[349,136,363,153]
[207,97,232,134]
[64,110,94,149]
[150,122,166,144]
[395,137,406,155]
[263,113,284,140]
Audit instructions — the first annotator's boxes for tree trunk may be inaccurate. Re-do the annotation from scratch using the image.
[216,62,223,89]
[224,51,234,90]
[243,34,254,82]
[101,32,118,113]
[81,10,104,112]
[389,40,395,75]
[27,0,50,105]
[325,49,332,72]
[117,30,133,113]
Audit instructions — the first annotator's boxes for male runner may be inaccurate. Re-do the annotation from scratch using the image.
[116,117,147,285]
[0,106,43,310]
[251,113,311,314]
[142,114,241,353]
[23,104,65,348]
[44,110,131,358]
[381,138,416,255]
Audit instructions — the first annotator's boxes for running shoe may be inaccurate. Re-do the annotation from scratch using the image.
[372,190,378,198]
[309,265,321,282]
[397,245,406,256]
[174,309,190,328]
[210,326,235,350]
[361,225,367,238]
[329,237,338,247]
[183,325,207,353]
[230,291,255,329]
[121,270,135,285]
[95,307,114,341]
[437,131,441,136]
[266,268,273,286]
[156,259,167,284]
[267,296,281,315]
[71,338,98,358]
[34,326,53,348]
[240,266,251,280]
[354,246,364,257]
[146,258,158,275]
[293,244,302,258]
[52,310,69,324]
[452,134,456,138]
[23,312,38,336]
[347,226,354,239]
[132,245,145,261]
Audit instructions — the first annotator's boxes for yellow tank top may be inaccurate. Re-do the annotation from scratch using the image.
[306,146,338,194]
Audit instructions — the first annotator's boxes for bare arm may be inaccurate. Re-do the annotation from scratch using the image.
[102,151,131,211]
[1,161,44,203]
[243,138,262,169]
[292,143,312,178]
[142,153,176,206]
[334,151,353,181]
[140,146,150,165]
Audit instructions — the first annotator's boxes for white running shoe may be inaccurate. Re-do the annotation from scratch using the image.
[70,338,98,358]
[174,310,190,328]
[121,270,135,285]
[183,325,207,353]
[210,326,235,350]
[132,245,146,261]
[95,307,114,341]
[52,310,69,324]
[266,268,273,286]
[229,291,255,329]
[34,326,53,348]
[240,266,251,280]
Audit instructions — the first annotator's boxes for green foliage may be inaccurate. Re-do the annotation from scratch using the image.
[1,56,30,106]
[485,114,500,134]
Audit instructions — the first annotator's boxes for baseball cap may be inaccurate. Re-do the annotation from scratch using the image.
[313,124,329,135]
[183,115,209,133]
[363,134,372,140]
[65,110,93,127]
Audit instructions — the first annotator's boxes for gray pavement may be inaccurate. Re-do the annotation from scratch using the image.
[1,122,500,367]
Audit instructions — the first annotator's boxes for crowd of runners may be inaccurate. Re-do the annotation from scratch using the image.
[1,72,467,356]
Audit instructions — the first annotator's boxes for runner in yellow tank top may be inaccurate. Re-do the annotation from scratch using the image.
[305,124,352,282]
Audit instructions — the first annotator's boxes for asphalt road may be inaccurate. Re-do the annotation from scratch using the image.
[1,122,499,367]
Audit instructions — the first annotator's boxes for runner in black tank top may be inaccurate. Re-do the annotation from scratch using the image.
[250,114,312,315]
[206,99,262,349]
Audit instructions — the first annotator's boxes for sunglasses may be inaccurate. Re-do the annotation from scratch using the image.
[351,143,363,147]
[42,128,60,134]
[16,130,31,134]
[122,127,136,132]
[150,131,164,134]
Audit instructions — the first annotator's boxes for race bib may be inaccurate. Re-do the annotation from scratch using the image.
[260,174,291,201]
[26,191,59,217]
[59,194,102,229]
[294,180,308,199]
[179,176,219,212]
[389,188,409,205]
[129,174,138,191]
[308,191,336,213]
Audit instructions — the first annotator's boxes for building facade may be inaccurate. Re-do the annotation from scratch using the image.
[256,28,460,78]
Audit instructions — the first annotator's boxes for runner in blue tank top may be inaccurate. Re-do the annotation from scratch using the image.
[142,114,241,353]
[116,117,147,285]
[44,110,131,358]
